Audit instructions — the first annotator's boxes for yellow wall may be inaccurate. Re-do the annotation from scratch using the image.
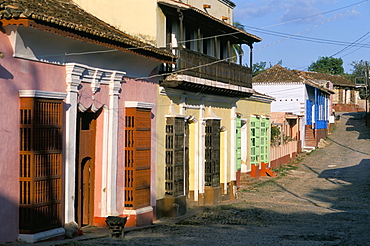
[184,0,234,25]
[73,0,234,46]
[155,90,235,200]
[73,0,160,45]
[237,99,271,117]
[236,98,271,171]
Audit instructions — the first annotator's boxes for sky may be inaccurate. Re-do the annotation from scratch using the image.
[231,0,370,73]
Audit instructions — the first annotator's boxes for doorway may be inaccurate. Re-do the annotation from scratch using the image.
[75,111,98,226]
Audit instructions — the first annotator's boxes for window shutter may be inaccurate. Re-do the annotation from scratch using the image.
[125,108,151,209]
[205,119,220,187]
[19,98,63,234]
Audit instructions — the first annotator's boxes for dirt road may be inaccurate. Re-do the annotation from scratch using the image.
[60,112,370,246]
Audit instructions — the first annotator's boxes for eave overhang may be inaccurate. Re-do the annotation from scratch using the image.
[161,74,254,97]
[305,80,335,95]
[0,1,176,64]
[158,0,261,45]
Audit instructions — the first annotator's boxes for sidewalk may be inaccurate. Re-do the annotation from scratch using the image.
[5,204,208,246]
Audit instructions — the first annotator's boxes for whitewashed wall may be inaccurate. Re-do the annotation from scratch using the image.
[253,83,306,115]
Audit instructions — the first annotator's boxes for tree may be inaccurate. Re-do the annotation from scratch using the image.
[252,60,283,76]
[350,60,367,82]
[308,56,344,75]
[349,60,369,99]
[252,61,267,76]
[232,22,245,65]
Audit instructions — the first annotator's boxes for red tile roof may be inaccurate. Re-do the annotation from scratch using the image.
[252,65,304,83]
[0,0,176,62]
[252,65,335,94]
[158,0,261,43]
[294,70,355,87]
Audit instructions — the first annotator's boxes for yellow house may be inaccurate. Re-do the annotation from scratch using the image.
[73,0,262,221]
[236,93,274,182]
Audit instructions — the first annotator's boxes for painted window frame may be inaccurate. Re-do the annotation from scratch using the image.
[19,90,66,234]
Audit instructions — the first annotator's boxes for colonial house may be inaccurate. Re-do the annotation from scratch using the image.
[270,112,303,168]
[253,65,334,149]
[0,0,174,243]
[236,93,274,181]
[71,0,263,218]
[293,71,360,112]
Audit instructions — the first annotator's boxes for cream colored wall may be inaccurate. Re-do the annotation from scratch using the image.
[155,93,183,200]
[203,101,233,185]
[184,0,234,24]
[156,90,236,200]
[73,0,160,45]
[236,99,271,171]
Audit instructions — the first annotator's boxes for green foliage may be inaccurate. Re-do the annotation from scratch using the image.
[308,56,344,75]
[270,126,281,146]
[347,60,369,98]
[252,61,267,76]
[350,60,367,84]
[232,22,245,64]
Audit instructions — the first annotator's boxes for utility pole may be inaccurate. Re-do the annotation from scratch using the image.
[366,61,369,126]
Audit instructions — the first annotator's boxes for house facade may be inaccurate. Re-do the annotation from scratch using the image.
[236,93,274,181]
[0,0,175,243]
[270,112,303,168]
[72,0,263,218]
[253,65,334,149]
[295,71,359,112]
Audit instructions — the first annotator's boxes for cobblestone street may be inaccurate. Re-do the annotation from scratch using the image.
[16,112,370,246]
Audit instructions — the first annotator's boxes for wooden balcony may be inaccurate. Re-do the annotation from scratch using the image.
[162,48,253,88]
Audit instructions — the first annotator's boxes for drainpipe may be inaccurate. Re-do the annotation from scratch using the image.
[177,9,184,70]
[248,43,253,70]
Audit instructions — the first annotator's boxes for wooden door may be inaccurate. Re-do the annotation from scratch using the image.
[76,111,97,226]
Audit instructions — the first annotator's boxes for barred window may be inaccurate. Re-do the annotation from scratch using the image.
[165,117,189,196]
[205,119,220,187]
[125,108,151,209]
[19,98,63,234]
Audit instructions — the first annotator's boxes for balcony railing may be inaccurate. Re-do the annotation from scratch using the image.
[163,48,253,88]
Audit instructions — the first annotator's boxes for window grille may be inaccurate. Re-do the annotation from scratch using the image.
[165,117,188,196]
[125,108,151,209]
[205,119,220,187]
[19,98,63,234]
[236,116,242,171]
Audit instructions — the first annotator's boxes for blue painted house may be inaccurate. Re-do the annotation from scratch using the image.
[252,65,334,148]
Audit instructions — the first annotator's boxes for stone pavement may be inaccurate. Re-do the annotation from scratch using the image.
[6,112,370,245]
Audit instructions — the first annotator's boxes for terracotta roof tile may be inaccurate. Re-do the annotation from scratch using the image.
[252,65,335,94]
[293,70,355,87]
[252,65,304,83]
[158,0,261,43]
[0,0,176,61]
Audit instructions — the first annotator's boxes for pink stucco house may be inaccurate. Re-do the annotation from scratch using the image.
[0,0,174,243]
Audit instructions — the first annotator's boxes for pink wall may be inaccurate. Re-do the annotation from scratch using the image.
[116,76,158,214]
[0,31,66,243]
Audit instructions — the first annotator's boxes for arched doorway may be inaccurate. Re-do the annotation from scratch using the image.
[75,110,98,226]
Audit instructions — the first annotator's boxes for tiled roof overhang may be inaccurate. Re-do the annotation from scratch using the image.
[294,70,356,88]
[161,74,254,97]
[253,65,335,94]
[305,80,335,95]
[158,0,261,45]
[0,0,176,64]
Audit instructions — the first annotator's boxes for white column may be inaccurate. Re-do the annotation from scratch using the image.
[106,72,122,216]
[180,94,186,115]
[198,99,205,194]
[64,64,83,223]
[100,105,109,217]
[221,128,228,194]
[230,103,237,181]
[192,121,199,201]
[241,120,248,172]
